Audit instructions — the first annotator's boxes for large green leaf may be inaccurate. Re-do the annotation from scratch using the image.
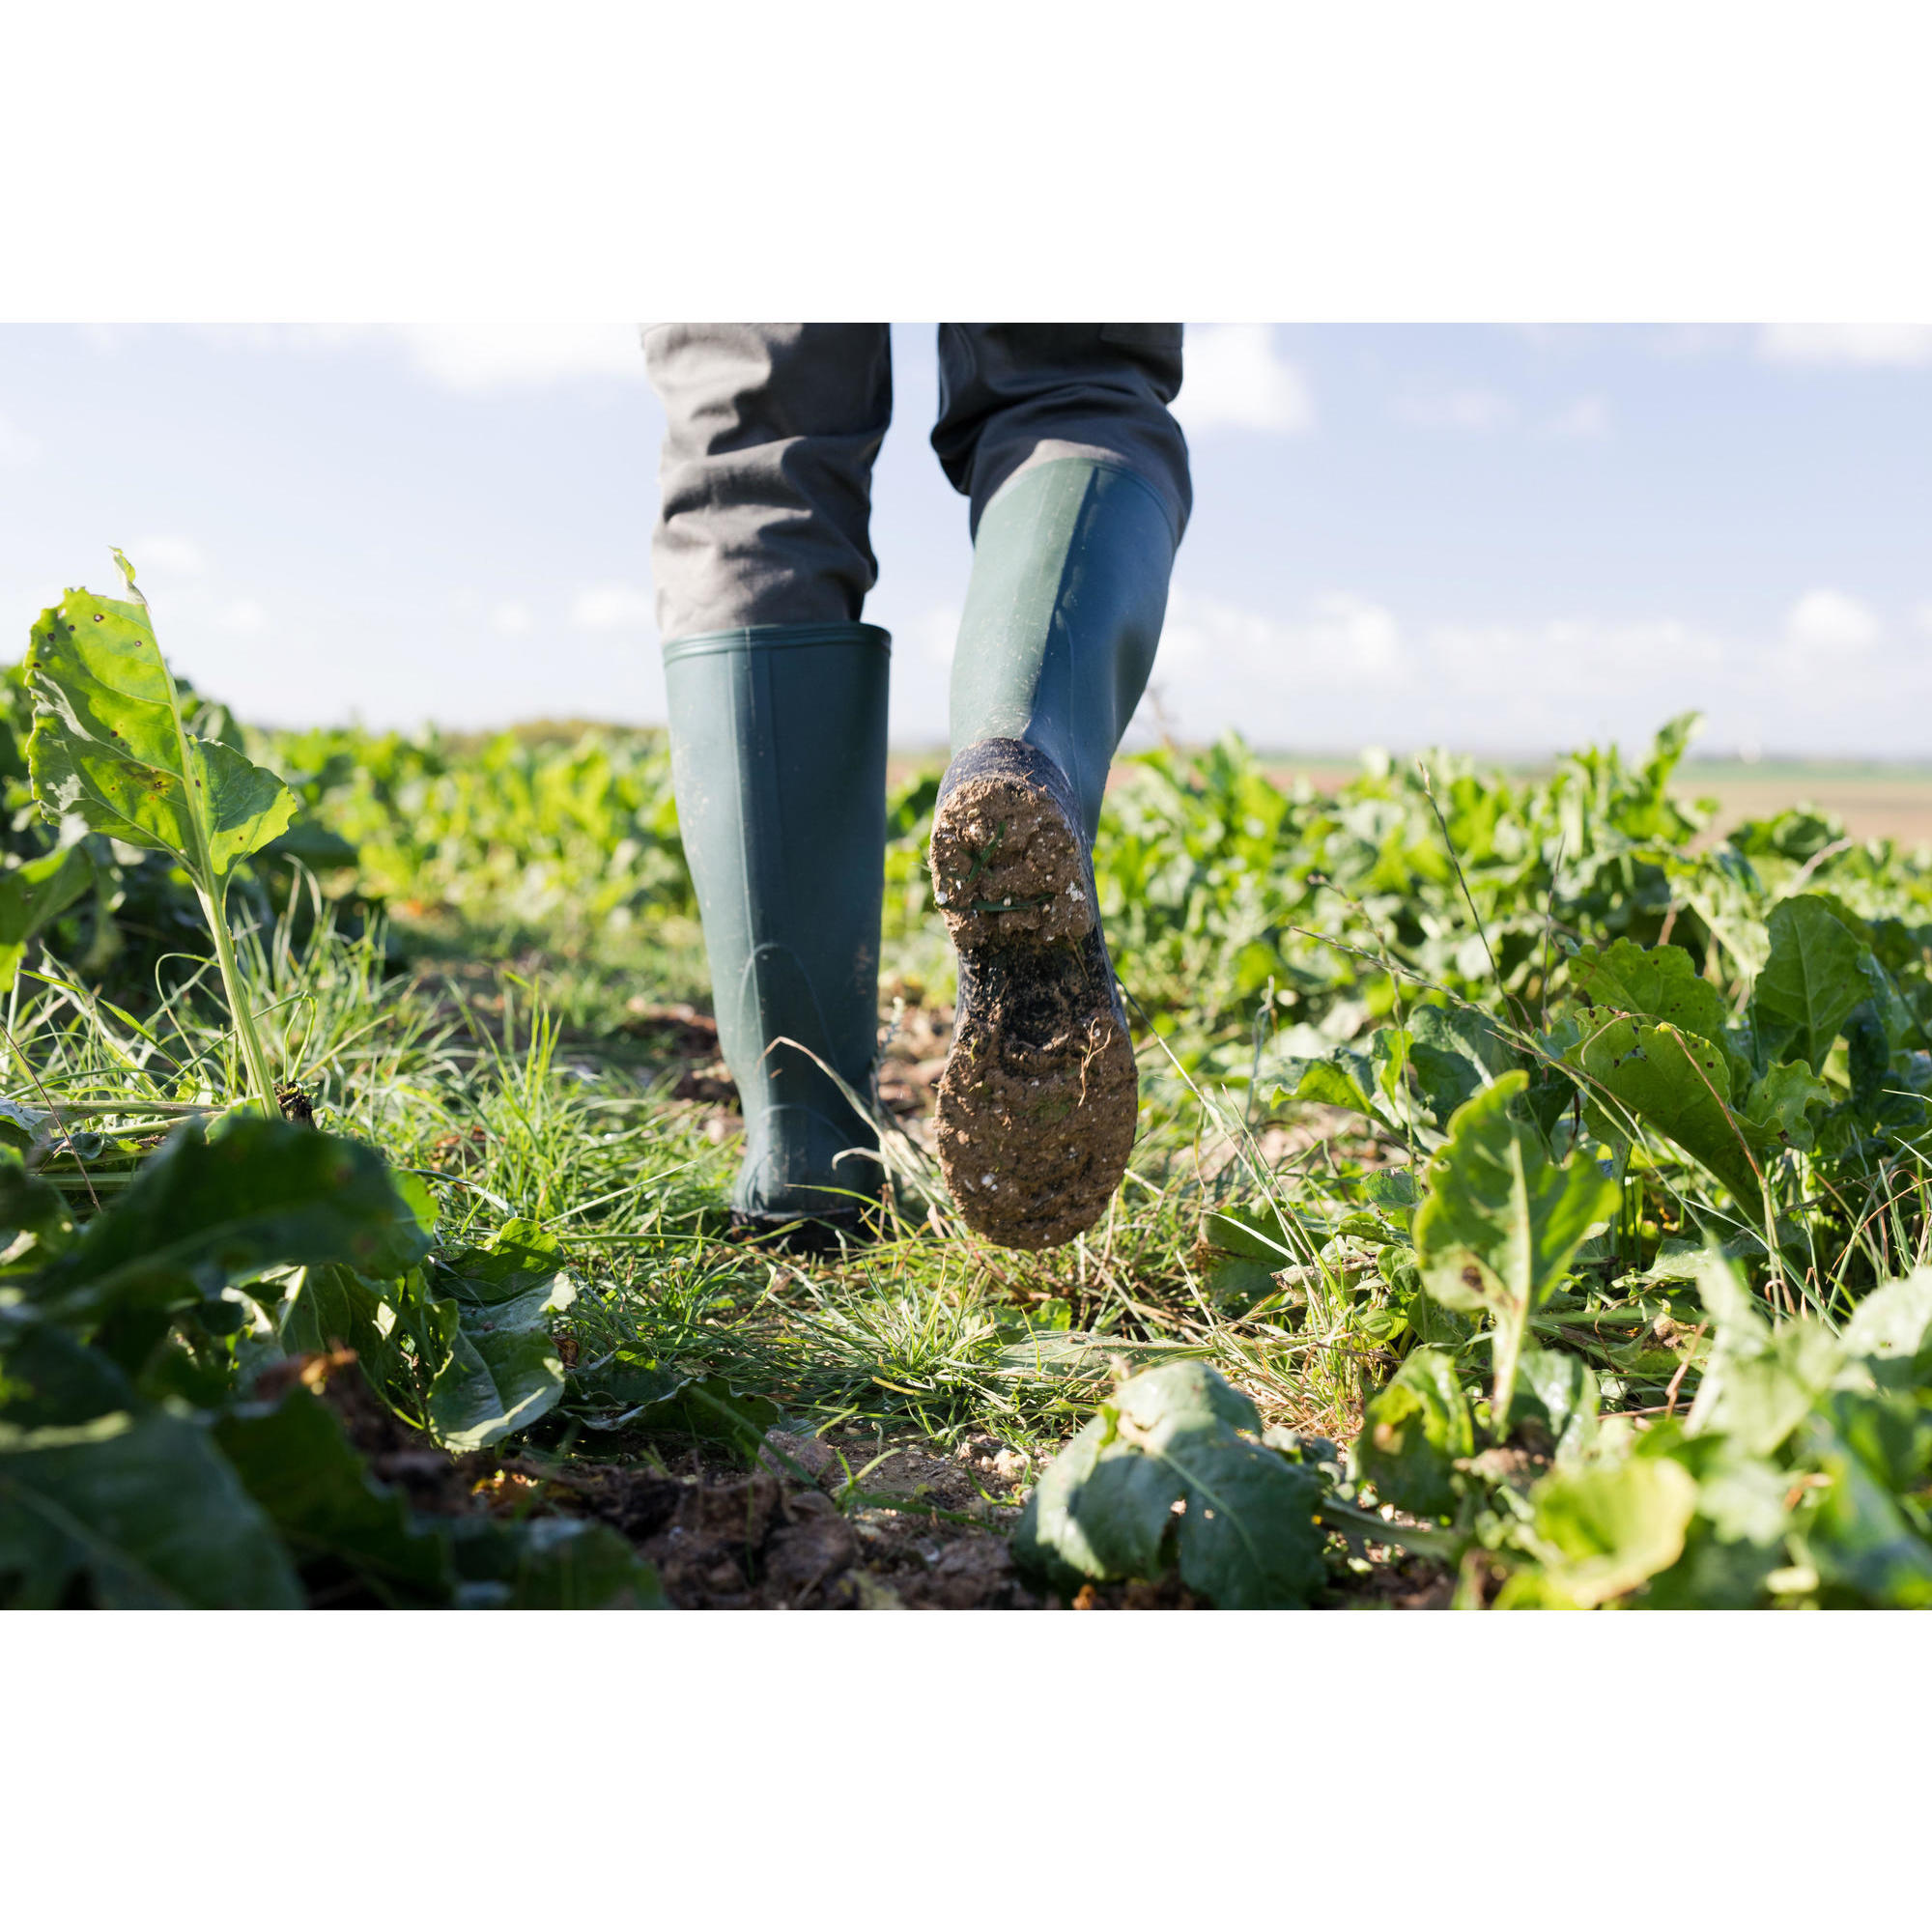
[1840,1269,1932,1390]
[1500,1455,1698,1608]
[1352,1346,1473,1520]
[1515,1343,1600,1461]
[1013,1361,1324,1607]
[30,1120,436,1345]
[214,1383,453,1607]
[1414,1073,1617,1429]
[0,842,93,992]
[0,1146,72,1257]
[425,1218,579,1451]
[1641,1437,1787,1610]
[1684,1255,1842,1456]
[1406,1005,1517,1126]
[0,1319,136,1428]
[1570,1015,1763,1205]
[1751,895,1867,1072]
[1012,1408,1109,1588]
[1736,1061,1831,1159]
[24,570,296,879]
[1803,1406,1932,1607]
[0,1409,302,1607]
[215,1379,665,1608]
[1570,936,1730,1049]
[1200,1199,1301,1264]
[1273,1046,1377,1118]
[565,1347,692,1426]
[1271,1028,1412,1129]
[446,1516,668,1609]
[278,1262,401,1367]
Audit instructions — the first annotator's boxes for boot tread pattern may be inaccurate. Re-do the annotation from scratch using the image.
[929,758,1137,1251]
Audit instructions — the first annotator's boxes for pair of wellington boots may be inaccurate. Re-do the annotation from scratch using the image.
[663,457,1176,1251]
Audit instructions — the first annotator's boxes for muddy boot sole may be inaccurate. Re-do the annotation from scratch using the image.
[928,741,1137,1251]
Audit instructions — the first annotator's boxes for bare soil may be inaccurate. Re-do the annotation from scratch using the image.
[290,1352,1450,1610]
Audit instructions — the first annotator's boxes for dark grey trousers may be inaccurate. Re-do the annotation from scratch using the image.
[642,324,1191,641]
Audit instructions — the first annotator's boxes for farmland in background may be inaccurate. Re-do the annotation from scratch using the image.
[1281,756,1932,851]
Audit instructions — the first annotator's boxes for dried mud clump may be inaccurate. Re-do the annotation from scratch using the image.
[929,774,1092,948]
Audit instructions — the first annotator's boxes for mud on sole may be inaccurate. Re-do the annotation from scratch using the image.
[930,920,1138,1252]
[928,771,1093,949]
[934,1009,1137,1250]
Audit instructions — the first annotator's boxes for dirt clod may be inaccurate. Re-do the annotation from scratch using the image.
[928,773,1092,948]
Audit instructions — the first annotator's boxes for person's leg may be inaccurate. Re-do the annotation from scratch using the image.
[645,324,894,1240]
[925,325,1189,1250]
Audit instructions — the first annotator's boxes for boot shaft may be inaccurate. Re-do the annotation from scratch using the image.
[949,456,1179,844]
[663,622,890,1223]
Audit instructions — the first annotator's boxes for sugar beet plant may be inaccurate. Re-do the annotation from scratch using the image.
[23,552,296,1117]
[0,558,662,1608]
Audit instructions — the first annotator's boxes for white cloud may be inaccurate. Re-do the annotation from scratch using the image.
[131,535,208,578]
[1153,588,1409,722]
[1138,589,1891,754]
[492,600,534,637]
[1781,587,1882,677]
[570,583,655,632]
[1758,326,1932,369]
[1916,602,1932,639]
[218,599,268,635]
[1395,388,1516,432]
[1175,326,1315,437]
[1544,395,1611,439]
[0,412,41,467]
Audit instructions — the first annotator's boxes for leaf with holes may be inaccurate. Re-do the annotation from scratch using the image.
[25,564,296,876]
[1570,1015,1763,1206]
[1570,936,1731,1051]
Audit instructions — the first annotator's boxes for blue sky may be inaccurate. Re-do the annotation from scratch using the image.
[2,323,1928,758]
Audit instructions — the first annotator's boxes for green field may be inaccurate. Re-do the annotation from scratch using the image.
[11,586,1932,1609]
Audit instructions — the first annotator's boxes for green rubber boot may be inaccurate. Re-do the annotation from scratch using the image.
[928,459,1179,1249]
[664,623,891,1242]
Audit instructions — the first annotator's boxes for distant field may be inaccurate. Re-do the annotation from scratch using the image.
[897,749,1932,850]
[1256,755,1932,851]
[1672,766,1932,848]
